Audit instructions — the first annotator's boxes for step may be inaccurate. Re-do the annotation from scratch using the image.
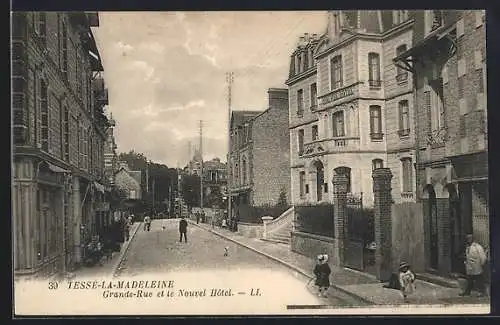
[416,272,461,288]
[270,233,291,240]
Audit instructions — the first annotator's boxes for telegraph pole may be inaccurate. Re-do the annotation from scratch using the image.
[199,120,204,212]
[226,72,234,222]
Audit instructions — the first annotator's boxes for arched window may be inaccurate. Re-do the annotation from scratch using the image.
[332,111,345,137]
[372,159,384,170]
[330,55,343,90]
[369,105,382,140]
[398,100,410,136]
[368,53,381,88]
[401,158,413,193]
[396,45,408,83]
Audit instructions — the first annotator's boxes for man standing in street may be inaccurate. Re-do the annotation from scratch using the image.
[460,234,488,297]
[179,217,188,243]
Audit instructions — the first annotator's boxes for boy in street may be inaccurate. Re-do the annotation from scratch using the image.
[179,217,188,243]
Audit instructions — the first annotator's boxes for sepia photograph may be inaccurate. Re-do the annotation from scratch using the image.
[11,10,491,316]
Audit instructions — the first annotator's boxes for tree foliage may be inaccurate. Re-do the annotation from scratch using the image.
[277,187,288,207]
[181,174,201,209]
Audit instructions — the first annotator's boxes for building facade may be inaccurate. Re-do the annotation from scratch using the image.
[228,88,291,217]
[12,12,110,277]
[104,113,118,186]
[395,10,487,277]
[288,11,419,208]
[114,162,143,200]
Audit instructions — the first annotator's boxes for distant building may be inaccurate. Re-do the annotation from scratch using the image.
[228,88,291,218]
[114,161,142,200]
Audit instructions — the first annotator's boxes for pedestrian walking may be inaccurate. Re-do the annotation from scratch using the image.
[398,262,416,303]
[144,215,151,231]
[196,212,200,224]
[123,220,130,241]
[179,217,188,243]
[313,254,331,298]
[460,234,488,297]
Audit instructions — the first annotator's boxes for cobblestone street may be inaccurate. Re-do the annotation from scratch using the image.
[116,219,365,309]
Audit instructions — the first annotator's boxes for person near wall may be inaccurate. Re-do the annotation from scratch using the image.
[460,234,488,297]
[398,262,416,303]
[313,254,331,298]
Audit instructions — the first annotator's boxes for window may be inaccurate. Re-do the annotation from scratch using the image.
[332,111,345,137]
[297,54,302,74]
[242,158,247,185]
[299,171,306,198]
[289,55,296,76]
[393,10,409,25]
[130,190,136,199]
[398,100,410,136]
[297,89,304,116]
[40,79,49,152]
[372,159,384,170]
[429,78,445,131]
[35,12,47,44]
[401,158,413,193]
[368,53,381,88]
[298,129,304,155]
[310,83,317,109]
[303,51,309,71]
[62,24,68,78]
[369,105,382,139]
[312,125,318,141]
[330,55,343,90]
[396,45,408,83]
[425,10,443,35]
[475,10,485,28]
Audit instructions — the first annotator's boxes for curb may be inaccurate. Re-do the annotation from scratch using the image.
[189,221,374,305]
[111,222,142,277]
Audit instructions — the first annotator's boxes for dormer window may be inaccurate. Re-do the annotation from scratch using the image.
[393,10,409,25]
[425,10,444,35]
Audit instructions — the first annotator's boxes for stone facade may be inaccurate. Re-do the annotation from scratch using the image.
[395,10,488,277]
[287,11,418,208]
[12,12,110,277]
[228,88,291,217]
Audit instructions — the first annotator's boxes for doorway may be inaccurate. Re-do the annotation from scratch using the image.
[425,185,439,270]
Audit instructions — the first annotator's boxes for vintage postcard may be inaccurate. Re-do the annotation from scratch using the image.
[12,10,491,316]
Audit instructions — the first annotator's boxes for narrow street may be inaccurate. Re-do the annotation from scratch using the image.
[116,219,362,310]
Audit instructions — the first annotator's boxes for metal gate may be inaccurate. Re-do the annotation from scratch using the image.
[344,193,365,271]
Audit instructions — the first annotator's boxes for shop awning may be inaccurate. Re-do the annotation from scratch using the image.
[47,163,70,173]
[94,182,105,193]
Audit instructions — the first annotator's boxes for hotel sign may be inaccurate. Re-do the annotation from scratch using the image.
[319,84,356,106]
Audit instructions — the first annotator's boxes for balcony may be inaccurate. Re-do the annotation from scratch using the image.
[396,72,409,85]
[370,132,384,141]
[310,104,318,111]
[398,128,410,137]
[368,79,382,89]
[301,137,360,157]
[401,192,414,201]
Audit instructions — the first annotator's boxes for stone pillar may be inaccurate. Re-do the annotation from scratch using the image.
[332,174,348,266]
[72,176,82,264]
[372,168,393,281]
[261,216,273,239]
[309,170,318,202]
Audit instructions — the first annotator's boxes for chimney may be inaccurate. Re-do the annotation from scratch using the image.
[268,88,289,111]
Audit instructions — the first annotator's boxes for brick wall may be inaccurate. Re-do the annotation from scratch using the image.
[252,96,291,206]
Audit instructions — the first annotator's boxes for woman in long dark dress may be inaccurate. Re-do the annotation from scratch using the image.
[313,254,331,298]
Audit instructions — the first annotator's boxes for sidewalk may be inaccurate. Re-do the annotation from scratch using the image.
[68,222,141,279]
[190,221,490,306]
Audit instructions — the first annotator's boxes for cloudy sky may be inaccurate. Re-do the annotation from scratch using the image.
[92,11,327,167]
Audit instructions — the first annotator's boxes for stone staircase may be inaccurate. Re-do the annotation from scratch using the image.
[261,206,294,245]
[266,222,293,244]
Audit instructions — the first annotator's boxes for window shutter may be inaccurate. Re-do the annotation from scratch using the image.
[398,103,403,131]
[459,115,467,138]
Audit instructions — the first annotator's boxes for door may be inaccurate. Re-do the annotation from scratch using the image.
[428,187,439,270]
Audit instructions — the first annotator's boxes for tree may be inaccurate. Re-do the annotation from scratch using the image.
[181,174,201,210]
[277,187,288,207]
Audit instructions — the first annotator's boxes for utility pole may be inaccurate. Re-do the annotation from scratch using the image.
[199,120,204,212]
[226,72,234,222]
[152,178,156,214]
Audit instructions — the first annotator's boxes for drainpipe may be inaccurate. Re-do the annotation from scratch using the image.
[412,65,420,202]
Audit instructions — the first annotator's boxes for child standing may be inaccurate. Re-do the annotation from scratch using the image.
[313,254,331,298]
[399,262,416,303]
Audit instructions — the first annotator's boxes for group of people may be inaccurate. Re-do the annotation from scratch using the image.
[312,234,489,302]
